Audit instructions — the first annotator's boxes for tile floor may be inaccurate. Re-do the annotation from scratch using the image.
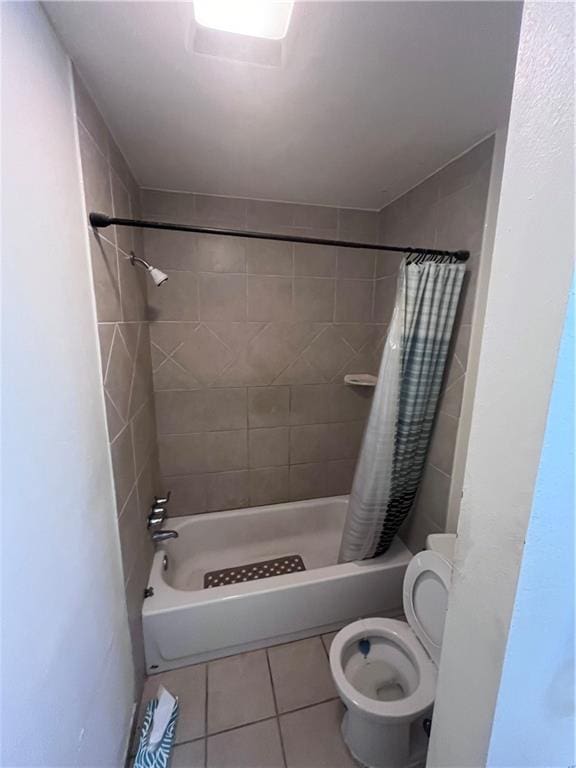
[133,632,360,768]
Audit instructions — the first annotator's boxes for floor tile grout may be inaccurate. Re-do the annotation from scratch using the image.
[203,664,209,767]
[266,648,288,768]
[174,696,342,745]
[150,633,346,767]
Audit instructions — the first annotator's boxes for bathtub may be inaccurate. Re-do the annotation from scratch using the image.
[143,496,412,673]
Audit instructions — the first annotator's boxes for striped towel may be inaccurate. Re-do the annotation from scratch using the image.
[134,695,179,768]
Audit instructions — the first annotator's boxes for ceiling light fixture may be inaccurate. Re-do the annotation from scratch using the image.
[193,0,294,40]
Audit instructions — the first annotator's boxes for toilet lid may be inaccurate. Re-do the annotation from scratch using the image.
[403,551,452,666]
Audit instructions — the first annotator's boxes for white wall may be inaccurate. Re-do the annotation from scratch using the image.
[1,3,134,765]
[487,277,574,766]
[428,3,574,766]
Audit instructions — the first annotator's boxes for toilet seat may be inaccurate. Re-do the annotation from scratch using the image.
[402,551,452,666]
[329,618,437,723]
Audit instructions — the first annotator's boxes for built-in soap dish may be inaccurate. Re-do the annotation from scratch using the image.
[344,374,378,387]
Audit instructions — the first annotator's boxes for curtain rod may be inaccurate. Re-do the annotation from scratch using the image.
[89,212,470,262]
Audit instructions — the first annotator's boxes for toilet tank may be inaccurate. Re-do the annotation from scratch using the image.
[425,533,456,563]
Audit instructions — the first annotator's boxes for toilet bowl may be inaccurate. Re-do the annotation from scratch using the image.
[329,544,453,768]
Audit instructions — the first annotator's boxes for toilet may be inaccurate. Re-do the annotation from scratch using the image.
[329,534,455,768]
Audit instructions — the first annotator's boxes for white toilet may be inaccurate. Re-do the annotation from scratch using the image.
[329,534,455,768]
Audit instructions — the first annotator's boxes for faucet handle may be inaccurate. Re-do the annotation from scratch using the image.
[155,491,171,505]
[147,506,166,528]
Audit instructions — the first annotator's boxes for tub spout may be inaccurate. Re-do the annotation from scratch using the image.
[150,530,179,542]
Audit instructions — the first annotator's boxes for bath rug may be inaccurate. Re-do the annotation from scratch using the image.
[204,554,306,588]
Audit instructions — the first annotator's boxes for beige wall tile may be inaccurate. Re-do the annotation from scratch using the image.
[129,325,154,418]
[98,324,115,376]
[205,430,248,472]
[249,467,289,506]
[399,509,442,554]
[206,470,250,511]
[336,247,375,279]
[144,229,196,270]
[412,463,451,531]
[427,412,459,476]
[375,252,403,278]
[73,70,110,156]
[108,138,138,199]
[372,276,397,324]
[435,182,486,254]
[249,427,289,468]
[104,326,133,421]
[335,279,373,322]
[438,374,465,418]
[110,425,136,511]
[247,386,290,427]
[141,189,195,222]
[289,383,372,426]
[195,235,246,273]
[78,123,113,217]
[246,200,295,231]
[164,474,207,516]
[195,194,246,226]
[289,459,355,500]
[132,399,157,476]
[437,135,494,199]
[246,240,293,275]
[172,324,235,387]
[247,276,292,321]
[117,487,145,584]
[199,274,246,321]
[153,358,196,390]
[120,254,147,322]
[89,236,121,322]
[293,278,335,321]
[290,422,364,464]
[155,388,247,434]
[338,208,380,243]
[111,171,134,255]
[301,326,356,380]
[159,433,205,476]
[147,271,198,321]
[294,244,336,277]
[292,204,338,232]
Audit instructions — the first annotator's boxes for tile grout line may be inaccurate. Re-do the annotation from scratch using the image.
[265,649,288,768]
[203,663,209,768]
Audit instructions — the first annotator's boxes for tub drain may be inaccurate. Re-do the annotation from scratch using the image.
[204,555,306,588]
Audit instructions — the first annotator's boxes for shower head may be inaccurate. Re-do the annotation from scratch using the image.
[129,252,168,286]
[148,266,169,286]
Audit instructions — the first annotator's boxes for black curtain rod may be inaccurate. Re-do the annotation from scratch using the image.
[89,212,470,262]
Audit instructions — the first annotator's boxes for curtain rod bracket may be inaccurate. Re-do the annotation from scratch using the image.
[88,211,469,262]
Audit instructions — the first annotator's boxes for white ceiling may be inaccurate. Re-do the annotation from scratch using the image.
[46,1,522,209]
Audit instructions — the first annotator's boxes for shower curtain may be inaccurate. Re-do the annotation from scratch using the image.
[338,257,465,562]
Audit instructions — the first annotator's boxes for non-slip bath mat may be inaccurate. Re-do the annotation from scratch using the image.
[204,555,306,588]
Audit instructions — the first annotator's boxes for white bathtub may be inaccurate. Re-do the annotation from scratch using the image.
[143,496,411,673]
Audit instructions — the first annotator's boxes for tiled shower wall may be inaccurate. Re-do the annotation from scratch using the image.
[141,193,402,515]
[74,73,161,689]
[376,137,495,551]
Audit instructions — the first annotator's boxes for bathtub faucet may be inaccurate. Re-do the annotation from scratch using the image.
[150,530,179,542]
